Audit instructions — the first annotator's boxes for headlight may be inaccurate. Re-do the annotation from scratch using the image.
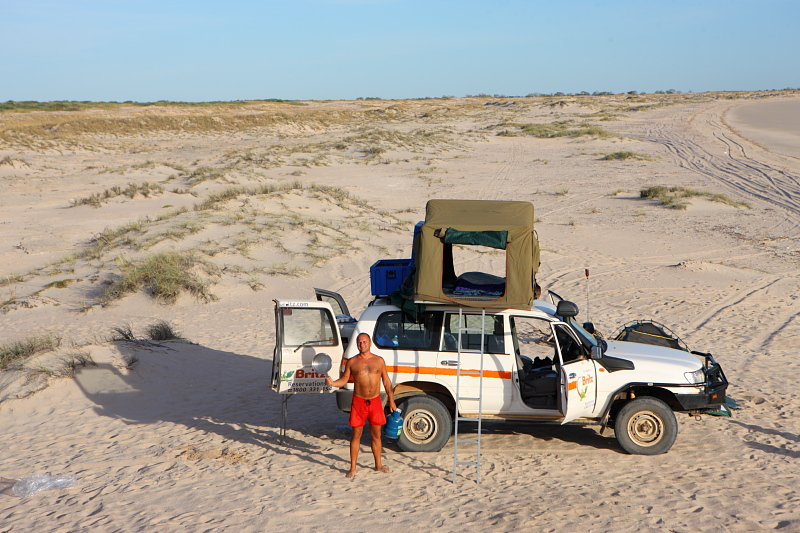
[684,368,705,384]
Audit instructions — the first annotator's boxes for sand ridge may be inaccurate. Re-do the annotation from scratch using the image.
[1,92,800,531]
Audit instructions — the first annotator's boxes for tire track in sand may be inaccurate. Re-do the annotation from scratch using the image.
[476,138,521,200]
[619,103,800,219]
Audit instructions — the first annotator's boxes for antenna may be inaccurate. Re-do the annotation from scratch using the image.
[584,268,590,323]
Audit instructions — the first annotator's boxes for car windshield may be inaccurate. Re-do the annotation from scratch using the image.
[567,318,598,348]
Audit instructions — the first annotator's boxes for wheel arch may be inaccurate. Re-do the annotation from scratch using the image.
[601,384,683,423]
[393,381,455,415]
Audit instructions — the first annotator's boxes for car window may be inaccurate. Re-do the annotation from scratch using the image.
[510,316,554,362]
[553,323,584,363]
[441,313,505,354]
[281,307,338,347]
[373,311,443,350]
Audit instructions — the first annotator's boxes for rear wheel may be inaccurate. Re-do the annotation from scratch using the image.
[614,397,678,455]
[396,395,452,452]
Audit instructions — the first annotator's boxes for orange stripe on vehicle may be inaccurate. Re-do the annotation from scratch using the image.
[388,365,511,380]
[568,381,577,390]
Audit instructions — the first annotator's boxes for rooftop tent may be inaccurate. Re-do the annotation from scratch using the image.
[411,199,540,310]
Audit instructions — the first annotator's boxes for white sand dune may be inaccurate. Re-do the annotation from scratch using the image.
[2,93,800,531]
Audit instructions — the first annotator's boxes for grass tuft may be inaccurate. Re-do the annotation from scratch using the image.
[145,320,184,341]
[0,334,62,369]
[70,181,165,208]
[63,350,96,376]
[498,121,616,139]
[602,151,653,161]
[110,324,137,341]
[1,274,26,288]
[640,186,750,210]
[103,251,217,304]
[195,181,304,211]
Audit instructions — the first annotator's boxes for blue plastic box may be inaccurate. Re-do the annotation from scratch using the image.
[370,259,413,296]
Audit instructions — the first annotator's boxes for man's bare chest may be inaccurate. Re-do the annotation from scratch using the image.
[351,359,381,376]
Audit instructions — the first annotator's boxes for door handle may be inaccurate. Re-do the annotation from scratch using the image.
[441,360,459,367]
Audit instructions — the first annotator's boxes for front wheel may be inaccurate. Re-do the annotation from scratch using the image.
[614,397,678,455]
[396,395,452,452]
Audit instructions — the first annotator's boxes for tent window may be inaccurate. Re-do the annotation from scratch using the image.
[442,229,508,249]
[442,243,506,299]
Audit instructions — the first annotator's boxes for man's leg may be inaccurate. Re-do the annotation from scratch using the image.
[348,425,363,478]
[369,423,389,473]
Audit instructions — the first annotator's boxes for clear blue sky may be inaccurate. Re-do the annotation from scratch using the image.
[2,0,798,102]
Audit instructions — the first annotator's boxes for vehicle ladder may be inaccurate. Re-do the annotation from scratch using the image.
[453,307,486,484]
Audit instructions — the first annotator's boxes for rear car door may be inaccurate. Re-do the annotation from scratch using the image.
[271,300,342,394]
[438,312,513,413]
[551,322,598,423]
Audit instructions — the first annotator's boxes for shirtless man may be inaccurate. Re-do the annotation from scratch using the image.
[326,332,397,479]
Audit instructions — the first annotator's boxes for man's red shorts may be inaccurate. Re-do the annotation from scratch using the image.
[348,395,386,428]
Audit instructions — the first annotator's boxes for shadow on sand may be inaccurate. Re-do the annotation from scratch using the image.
[74,341,625,480]
[73,341,350,473]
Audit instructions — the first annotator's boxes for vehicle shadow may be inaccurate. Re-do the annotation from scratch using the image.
[454,420,624,453]
[73,341,351,473]
[381,419,624,454]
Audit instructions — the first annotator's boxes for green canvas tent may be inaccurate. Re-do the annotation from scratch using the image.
[411,199,540,310]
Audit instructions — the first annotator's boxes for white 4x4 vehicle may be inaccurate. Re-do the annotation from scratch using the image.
[271,289,728,455]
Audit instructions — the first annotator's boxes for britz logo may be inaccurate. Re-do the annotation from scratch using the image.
[280,367,326,381]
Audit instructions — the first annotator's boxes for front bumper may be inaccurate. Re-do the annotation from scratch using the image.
[676,357,728,410]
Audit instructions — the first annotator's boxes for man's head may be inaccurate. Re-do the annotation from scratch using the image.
[356,333,371,355]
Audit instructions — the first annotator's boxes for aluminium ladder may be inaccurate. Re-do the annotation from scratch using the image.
[452,307,486,484]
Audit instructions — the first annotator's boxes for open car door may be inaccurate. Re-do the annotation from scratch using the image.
[314,288,351,318]
[271,300,342,394]
[314,288,357,350]
[551,322,598,423]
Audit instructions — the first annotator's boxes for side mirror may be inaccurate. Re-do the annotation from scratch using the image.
[590,345,603,360]
[556,300,579,319]
[583,322,595,334]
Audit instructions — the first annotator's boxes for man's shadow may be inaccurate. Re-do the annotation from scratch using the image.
[73,341,351,473]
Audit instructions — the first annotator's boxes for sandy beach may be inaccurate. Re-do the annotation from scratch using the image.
[2,91,800,532]
[727,98,800,160]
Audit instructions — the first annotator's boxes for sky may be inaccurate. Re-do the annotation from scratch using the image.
[2,0,799,102]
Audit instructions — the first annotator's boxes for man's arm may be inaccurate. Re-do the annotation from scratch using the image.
[326,358,351,388]
[380,358,397,411]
